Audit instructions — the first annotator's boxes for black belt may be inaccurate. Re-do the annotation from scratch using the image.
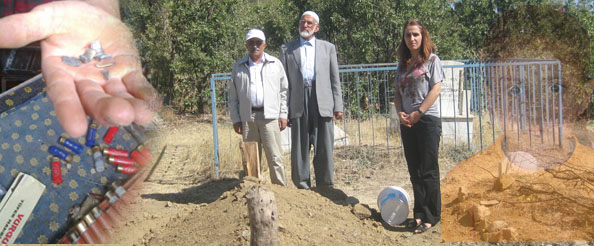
[251,107,263,111]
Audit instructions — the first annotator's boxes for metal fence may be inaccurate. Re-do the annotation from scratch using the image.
[210,59,563,177]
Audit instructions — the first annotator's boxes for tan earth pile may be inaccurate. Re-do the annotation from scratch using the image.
[442,136,594,242]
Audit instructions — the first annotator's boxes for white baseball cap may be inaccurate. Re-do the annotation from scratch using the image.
[245,29,266,42]
[301,11,319,24]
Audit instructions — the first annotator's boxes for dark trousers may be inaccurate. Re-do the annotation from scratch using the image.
[400,115,441,225]
[290,85,334,189]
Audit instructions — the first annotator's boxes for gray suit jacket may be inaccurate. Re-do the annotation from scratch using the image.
[280,38,343,118]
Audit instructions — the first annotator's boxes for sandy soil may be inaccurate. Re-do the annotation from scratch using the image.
[441,135,594,242]
[106,113,594,245]
[105,113,456,246]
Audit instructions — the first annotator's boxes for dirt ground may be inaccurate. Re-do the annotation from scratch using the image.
[106,113,594,245]
[441,134,594,242]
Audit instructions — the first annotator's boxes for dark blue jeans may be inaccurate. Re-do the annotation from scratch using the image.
[400,115,441,225]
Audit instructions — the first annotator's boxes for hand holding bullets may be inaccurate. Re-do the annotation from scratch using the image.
[61,40,114,81]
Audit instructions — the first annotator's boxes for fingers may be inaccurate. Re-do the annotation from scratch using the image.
[0,11,50,48]
[233,123,242,135]
[279,119,288,131]
[119,71,161,125]
[75,80,135,126]
[0,1,119,49]
[43,68,88,137]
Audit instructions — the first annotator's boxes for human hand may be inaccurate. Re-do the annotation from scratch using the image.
[398,112,412,127]
[279,118,288,131]
[0,1,161,137]
[233,122,243,135]
[333,112,343,120]
[408,111,423,125]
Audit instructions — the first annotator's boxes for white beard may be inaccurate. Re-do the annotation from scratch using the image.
[300,30,314,39]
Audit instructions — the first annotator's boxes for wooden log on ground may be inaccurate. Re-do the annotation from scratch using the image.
[245,186,278,246]
[241,141,261,178]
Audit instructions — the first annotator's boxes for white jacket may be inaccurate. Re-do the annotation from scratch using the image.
[229,52,288,123]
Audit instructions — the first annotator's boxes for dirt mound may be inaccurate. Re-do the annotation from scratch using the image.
[143,180,403,245]
[442,136,594,242]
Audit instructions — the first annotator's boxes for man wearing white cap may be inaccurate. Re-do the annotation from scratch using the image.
[280,11,344,190]
[229,28,288,186]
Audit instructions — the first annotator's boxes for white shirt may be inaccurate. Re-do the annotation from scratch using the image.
[248,56,265,108]
[300,37,316,83]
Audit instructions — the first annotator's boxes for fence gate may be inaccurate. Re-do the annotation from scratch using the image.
[483,59,563,149]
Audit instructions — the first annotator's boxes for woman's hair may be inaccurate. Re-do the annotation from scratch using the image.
[396,20,435,69]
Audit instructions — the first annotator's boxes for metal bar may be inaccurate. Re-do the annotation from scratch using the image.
[545,64,550,144]
[384,69,390,155]
[503,64,508,144]
[452,66,457,147]
[557,61,563,148]
[369,71,375,149]
[549,65,556,144]
[465,66,471,150]
[210,75,220,178]
[356,72,362,148]
[539,64,544,144]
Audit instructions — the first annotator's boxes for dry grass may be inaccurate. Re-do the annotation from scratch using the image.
[151,108,499,179]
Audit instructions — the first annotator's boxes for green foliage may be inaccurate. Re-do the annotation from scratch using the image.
[121,0,296,113]
[120,0,594,114]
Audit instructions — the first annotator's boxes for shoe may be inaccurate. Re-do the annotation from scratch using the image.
[406,219,420,229]
[413,223,432,234]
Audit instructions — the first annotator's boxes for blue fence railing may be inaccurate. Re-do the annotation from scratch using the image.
[210,59,563,177]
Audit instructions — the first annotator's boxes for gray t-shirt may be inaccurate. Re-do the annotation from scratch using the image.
[395,53,445,118]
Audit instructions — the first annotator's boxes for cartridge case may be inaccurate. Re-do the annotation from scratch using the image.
[49,146,73,163]
[103,126,119,144]
[116,165,139,175]
[51,157,62,185]
[103,147,129,158]
[59,136,83,154]
[86,122,97,148]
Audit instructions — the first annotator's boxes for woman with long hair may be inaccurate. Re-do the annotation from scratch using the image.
[394,20,444,234]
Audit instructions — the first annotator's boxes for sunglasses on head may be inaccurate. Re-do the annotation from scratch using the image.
[247,39,264,46]
[299,20,316,26]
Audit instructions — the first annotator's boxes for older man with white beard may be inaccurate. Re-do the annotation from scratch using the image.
[279,11,344,190]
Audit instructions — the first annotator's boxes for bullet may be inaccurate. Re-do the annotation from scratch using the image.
[105,190,119,205]
[80,48,96,64]
[86,122,97,148]
[103,126,119,144]
[59,136,83,155]
[92,146,105,172]
[130,147,148,166]
[75,221,97,244]
[111,183,127,198]
[67,231,82,244]
[108,156,135,166]
[103,147,129,158]
[95,62,114,68]
[117,165,139,175]
[91,207,114,237]
[101,69,110,80]
[140,144,152,159]
[90,40,104,55]
[49,146,73,163]
[51,157,63,185]
[104,191,124,215]
[124,124,148,144]
[61,56,82,67]
[83,213,108,243]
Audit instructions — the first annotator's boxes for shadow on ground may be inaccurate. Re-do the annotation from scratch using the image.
[141,178,241,204]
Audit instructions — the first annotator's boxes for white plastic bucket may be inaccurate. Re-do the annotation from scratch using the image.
[377,186,411,226]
